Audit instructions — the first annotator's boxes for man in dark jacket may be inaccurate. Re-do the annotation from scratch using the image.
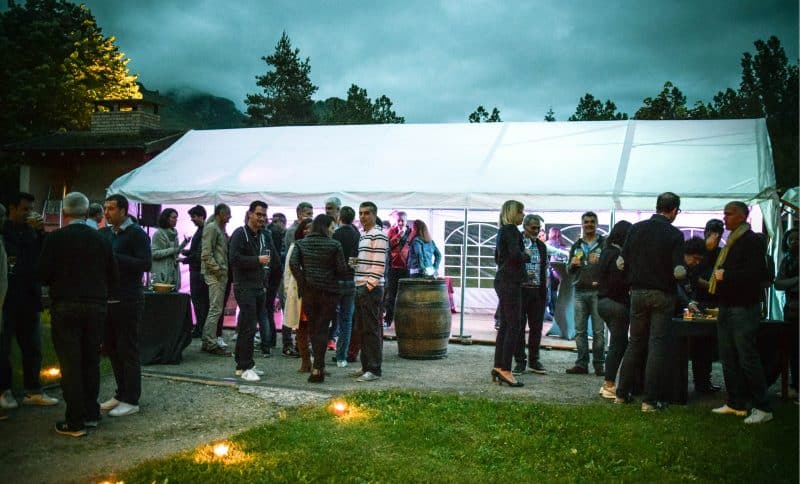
[566,211,606,375]
[99,194,151,418]
[513,214,550,375]
[182,205,208,338]
[710,201,772,424]
[229,201,280,381]
[37,192,119,436]
[0,192,58,410]
[615,192,685,412]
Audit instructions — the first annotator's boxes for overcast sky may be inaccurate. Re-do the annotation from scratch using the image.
[79,0,798,123]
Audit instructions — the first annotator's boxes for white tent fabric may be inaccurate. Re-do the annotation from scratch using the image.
[109,119,777,211]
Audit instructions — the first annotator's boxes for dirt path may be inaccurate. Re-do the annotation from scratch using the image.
[0,335,729,483]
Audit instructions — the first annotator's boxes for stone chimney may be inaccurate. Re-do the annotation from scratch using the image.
[90,99,161,134]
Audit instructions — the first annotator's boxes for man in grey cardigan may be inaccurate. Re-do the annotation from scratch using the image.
[200,204,232,356]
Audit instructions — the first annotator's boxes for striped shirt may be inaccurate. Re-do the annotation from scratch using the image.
[355,226,389,289]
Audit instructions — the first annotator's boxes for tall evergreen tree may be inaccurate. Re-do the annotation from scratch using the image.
[468,106,501,123]
[544,107,556,122]
[0,0,140,143]
[244,32,318,126]
[569,93,627,121]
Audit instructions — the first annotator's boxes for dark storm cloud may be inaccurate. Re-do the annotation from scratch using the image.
[80,0,797,122]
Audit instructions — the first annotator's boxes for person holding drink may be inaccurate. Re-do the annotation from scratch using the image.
[566,211,606,375]
[228,201,279,382]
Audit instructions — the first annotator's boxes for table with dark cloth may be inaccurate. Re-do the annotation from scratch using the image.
[140,291,193,365]
[670,318,792,404]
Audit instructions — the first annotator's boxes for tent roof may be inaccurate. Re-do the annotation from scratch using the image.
[108,118,776,211]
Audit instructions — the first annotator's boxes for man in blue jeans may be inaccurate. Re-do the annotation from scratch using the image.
[709,201,772,424]
[333,206,359,368]
[566,211,605,376]
[615,192,685,412]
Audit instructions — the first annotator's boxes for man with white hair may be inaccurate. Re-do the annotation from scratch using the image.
[37,192,119,436]
[325,197,342,226]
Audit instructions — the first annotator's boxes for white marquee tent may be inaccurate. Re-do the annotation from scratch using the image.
[108,118,783,320]
[109,119,777,212]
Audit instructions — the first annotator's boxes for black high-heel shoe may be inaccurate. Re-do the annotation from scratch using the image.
[494,369,524,387]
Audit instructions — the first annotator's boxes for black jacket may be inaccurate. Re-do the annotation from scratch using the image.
[229,225,281,289]
[621,214,684,293]
[290,233,349,297]
[37,222,119,304]
[333,223,361,278]
[716,229,769,307]
[181,225,203,272]
[99,223,151,301]
[598,244,629,306]
[568,235,605,291]
[1,220,44,308]
[495,224,530,285]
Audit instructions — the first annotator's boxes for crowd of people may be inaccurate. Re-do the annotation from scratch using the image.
[492,192,798,425]
[0,189,795,437]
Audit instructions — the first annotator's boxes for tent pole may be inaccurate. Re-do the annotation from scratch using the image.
[458,207,469,341]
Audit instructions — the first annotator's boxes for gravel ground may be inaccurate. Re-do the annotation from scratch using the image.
[0,330,734,483]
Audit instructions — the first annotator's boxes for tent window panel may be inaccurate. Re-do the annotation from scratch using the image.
[445,266,461,278]
[467,246,480,256]
[466,267,479,278]
[465,279,480,288]
[479,279,495,289]
[445,245,462,256]
[481,246,495,257]
[480,267,497,279]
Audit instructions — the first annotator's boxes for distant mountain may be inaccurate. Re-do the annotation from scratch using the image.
[139,84,247,130]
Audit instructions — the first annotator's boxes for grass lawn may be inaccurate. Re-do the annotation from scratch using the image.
[122,390,799,483]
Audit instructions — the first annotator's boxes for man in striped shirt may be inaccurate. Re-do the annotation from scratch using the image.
[352,201,389,382]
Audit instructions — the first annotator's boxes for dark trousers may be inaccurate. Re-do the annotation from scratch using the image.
[0,305,42,393]
[718,303,771,412]
[384,267,408,323]
[494,280,522,371]
[234,287,264,371]
[219,278,232,337]
[105,300,142,405]
[617,289,674,405]
[515,287,545,365]
[689,335,717,390]
[50,301,104,427]
[189,270,209,336]
[264,283,280,348]
[598,297,629,383]
[355,285,383,375]
[305,291,338,371]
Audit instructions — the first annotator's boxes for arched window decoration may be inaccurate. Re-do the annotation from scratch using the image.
[443,221,498,289]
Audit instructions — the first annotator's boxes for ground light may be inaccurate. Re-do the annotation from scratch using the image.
[332,400,348,416]
[213,443,229,458]
[193,441,251,465]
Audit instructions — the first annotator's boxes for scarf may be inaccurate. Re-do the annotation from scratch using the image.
[708,222,749,295]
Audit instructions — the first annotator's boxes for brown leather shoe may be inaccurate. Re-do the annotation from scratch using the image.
[203,346,231,357]
[565,366,589,375]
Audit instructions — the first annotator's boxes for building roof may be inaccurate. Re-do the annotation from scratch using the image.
[3,129,185,153]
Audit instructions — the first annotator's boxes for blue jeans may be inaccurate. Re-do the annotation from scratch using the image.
[617,289,674,405]
[335,291,355,363]
[573,289,605,370]
[718,303,771,412]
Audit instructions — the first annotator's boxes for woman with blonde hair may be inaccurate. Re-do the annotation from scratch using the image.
[407,220,441,278]
[492,200,529,387]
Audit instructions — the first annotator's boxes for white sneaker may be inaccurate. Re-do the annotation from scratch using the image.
[100,397,120,411]
[235,367,264,376]
[743,408,773,424]
[22,392,58,406]
[356,371,380,382]
[109,402,139,417]
[711,404,747,417]
[0,390,18,409]
[337,360,348,368]
[599,386,617,400]
[216,336,228,348]
[240,369,261,382]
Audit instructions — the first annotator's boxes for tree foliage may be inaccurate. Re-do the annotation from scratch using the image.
[569,93,627,121]
[0,0,140,143]
[468,106,501,123]
[544,107,556,122]
[316,84,404,125]
[633,82,689,120]
[244,32,318,126]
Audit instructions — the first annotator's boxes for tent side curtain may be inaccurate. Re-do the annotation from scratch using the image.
[108,119,776,212]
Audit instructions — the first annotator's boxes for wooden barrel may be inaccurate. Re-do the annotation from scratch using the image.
[394,278,452,359]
